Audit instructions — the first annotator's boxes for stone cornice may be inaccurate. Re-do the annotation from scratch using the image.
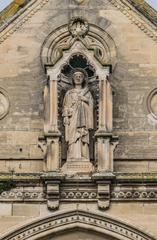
[0,173,157,203]
[128,0,157,26]
[0,0,27,26]
[115,172,157,182]
[0,172,157,182]
[0,172,41,181]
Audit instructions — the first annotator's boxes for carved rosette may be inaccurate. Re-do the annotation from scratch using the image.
[69,17,89,38]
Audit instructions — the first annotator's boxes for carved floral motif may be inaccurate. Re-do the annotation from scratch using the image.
[69,17,89,38]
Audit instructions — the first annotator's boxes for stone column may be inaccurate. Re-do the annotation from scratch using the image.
[106,79,113,132]
[45,137,60,171]
[42,68,61,171]
[95,67,118,172]
[43,84,50,134]
[45,68,59,133]
[98,67,112,132]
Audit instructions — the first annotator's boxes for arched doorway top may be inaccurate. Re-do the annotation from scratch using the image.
[0,210,156,240]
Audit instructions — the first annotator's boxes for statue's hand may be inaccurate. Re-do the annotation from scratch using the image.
[77,95,82,101]
[64,117,69,125]
[78,95,89,104]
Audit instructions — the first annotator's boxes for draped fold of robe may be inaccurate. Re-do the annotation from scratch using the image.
[63,87,93,161]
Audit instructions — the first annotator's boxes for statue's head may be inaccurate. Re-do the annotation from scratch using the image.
[71,68,88,87]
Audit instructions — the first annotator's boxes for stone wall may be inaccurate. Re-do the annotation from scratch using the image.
[0,1,157,238]
[0,0,156,173]
[0,201,157,238]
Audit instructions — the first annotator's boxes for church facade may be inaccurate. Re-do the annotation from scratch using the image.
[0,0,157,239]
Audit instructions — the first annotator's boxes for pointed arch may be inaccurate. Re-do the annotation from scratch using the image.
[0,210,156,240]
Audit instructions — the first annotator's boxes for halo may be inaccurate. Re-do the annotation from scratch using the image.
[71,68,88,81]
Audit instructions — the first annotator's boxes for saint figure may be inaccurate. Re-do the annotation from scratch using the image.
[62,69,93,161]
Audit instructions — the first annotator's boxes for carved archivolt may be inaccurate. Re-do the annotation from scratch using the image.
[0,210,156,240]
[41,18,117,69]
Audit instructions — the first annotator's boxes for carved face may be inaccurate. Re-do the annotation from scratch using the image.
[73,71,85,85]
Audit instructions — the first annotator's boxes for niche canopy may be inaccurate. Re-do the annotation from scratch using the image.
[41,17,117,69]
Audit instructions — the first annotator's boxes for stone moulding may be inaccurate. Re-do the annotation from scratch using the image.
[0,0,26,26]
[111,186,157,201]
[115,172,157,181]
[0,210,156,240]
[1,173,157,203]
[147,88,157,120]
[110,0,157,43]
[0,0,49,43]
[111,190,157,201]
[2,185,157,202]
[0,0,156,45]
[128,0,157,27]
[0,189,45,202]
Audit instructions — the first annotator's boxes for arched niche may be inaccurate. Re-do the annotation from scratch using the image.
[58,52,98,164]
[1,210,156,240]
[39,17,118,173]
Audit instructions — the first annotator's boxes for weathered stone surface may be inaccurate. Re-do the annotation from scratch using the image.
[12,203,40,217]
[0,0,156,238]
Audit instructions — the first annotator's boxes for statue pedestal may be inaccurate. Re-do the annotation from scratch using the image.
[62,160,94,174]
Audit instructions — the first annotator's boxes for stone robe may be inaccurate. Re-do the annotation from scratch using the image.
[63,87,93,161]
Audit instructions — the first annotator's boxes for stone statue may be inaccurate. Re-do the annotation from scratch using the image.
[62,69,93,161]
